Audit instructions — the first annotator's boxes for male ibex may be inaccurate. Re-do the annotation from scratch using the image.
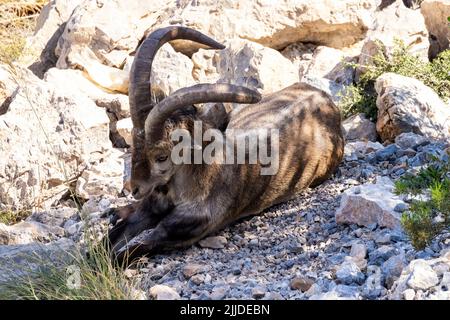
[106,26,344,263]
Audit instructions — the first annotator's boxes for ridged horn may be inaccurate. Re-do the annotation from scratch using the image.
[129,26,225,130]
[144,83,262,144]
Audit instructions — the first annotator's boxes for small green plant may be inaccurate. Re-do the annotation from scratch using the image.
[0,209,31,225]
[340,40,450,120]
[0,222,141,300]
[394,154,450,250]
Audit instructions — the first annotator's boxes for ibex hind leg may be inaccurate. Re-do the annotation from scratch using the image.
[113,205,214,266]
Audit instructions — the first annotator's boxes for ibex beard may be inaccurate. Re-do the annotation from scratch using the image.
[171,120,280,175]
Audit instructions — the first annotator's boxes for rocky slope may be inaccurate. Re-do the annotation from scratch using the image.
[0,0,449,300]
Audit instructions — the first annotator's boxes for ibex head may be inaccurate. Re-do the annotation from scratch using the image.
[136,83,261,197]
[128,26,228,199]
[128,26,262,199]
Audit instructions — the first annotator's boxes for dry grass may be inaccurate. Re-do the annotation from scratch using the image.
[0,0,48,64]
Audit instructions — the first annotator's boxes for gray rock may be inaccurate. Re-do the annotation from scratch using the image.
[395,132,429,150]
[0,238,75,286]
[350,243,367,260]
[336,260,365,285]
[382,255,405,288]
[369,246,397,265]
[335,176,406,230]
[375,144,399,161]
[148,285,180,300]
[199,236,227,249]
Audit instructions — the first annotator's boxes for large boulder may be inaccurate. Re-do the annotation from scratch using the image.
[0,221,64,245]
[123,44,196,99]
[375,73,450,142]
[0,67,112,210]
[54,0,178,93]
[0,238,75,288]
[301,46,357,85]
[21,0,83,77]
[358,0,430,78]
[165,0,376,54]
[421,0,450,57]
[217,39,298,94]
[335,176,407,230]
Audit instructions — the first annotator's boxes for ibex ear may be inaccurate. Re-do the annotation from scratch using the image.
[198,102,230,131]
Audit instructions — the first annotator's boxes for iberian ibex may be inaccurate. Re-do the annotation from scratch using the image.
[106,27,344,263]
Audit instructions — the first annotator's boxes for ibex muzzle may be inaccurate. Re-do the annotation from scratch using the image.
[106,27,344,264]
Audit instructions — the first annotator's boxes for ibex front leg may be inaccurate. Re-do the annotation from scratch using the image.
[113,202,218,265]
[105,192,173,254]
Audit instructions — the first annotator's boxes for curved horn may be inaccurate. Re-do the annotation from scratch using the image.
[144,83,262,144]
[129,26,225,130]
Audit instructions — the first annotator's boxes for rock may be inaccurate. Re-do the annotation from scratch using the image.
[382,254,406,288]
[335,259,366,285]
[0,238,75,286]
[375,144,399,161]
[281,42,316,79]
[217,39,298,94]
[350,243,367,260]
[199,236,227,249]
[27,207,78,228]
[116,118,133,146]
[21,0,84,77]
[403,288,416,300]
[421,0,450,57]
[55,0,176,69]
[149,284,180,300]
[407,260,439,290]
[302,46,356,85]
[75,149,125,199]
[358,0,429,79]
[252,286,266,299]
[375,232,392,245]
[290,276,315,292]
[388,256,447,299]
[124,44,196,98]
[369,245,397,265]
[375,73,450,142]
[300,75,345,104]
[335,176,406,229]
[44,68,130,119]
[166,0,376,53]
[209,285,229,300]
[345,141,385,156]
[0,64,19,112]
[0,221,64,245]
[362,266,384,299]
[190,274,205,285]
[343,113,378,142]
[395,132,429,150]
[192,49,221,83]
[182,263,205,279]
[0,68,111,210]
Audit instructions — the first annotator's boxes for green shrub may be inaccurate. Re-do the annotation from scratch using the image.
[340,40,450,120]
[394,154,450,250]
[0,209,31,225]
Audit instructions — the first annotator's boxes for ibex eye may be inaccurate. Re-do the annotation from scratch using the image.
[156,155,168,162]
